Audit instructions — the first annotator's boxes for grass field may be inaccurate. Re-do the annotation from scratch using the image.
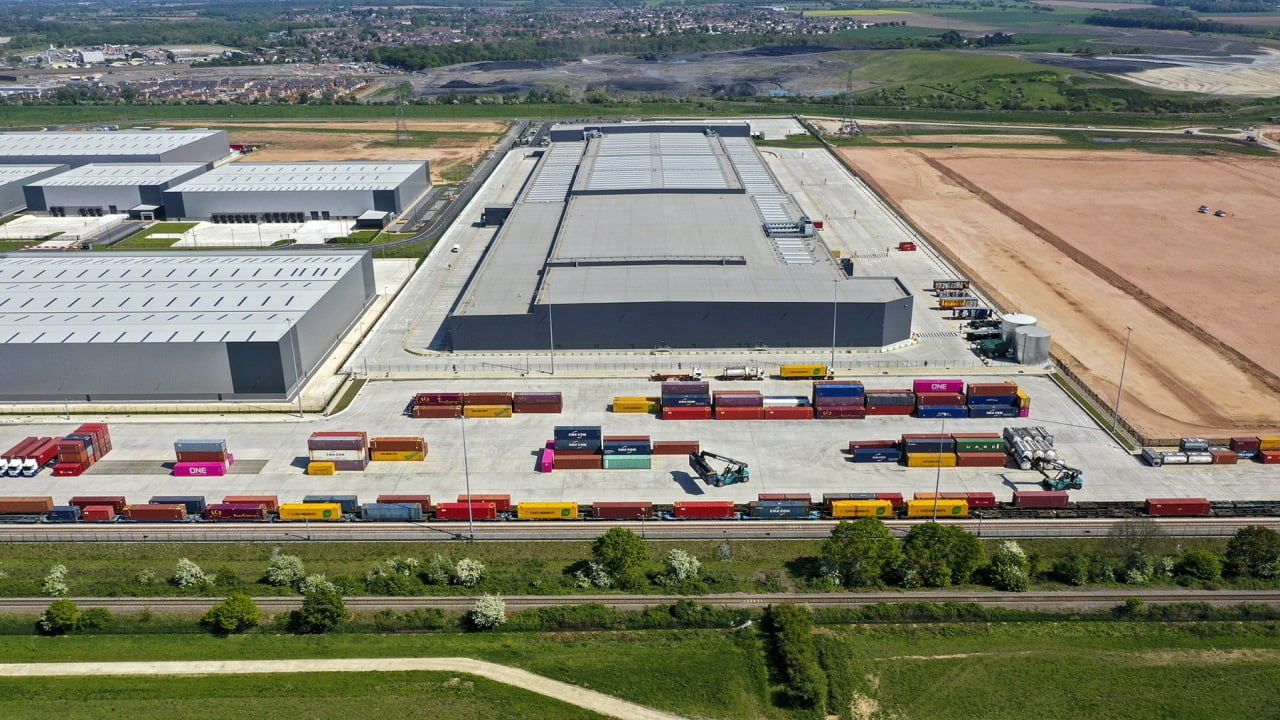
[806,8,913,15]
[109,222,198,250]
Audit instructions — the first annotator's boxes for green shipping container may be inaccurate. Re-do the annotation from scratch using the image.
[954,438,1005,453]
[603,454,652,470]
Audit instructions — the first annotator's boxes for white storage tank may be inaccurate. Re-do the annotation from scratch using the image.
[1014,325,1052,365]
[1001,313,1037,343]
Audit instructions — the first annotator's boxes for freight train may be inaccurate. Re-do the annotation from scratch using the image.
[0,493,1276,525]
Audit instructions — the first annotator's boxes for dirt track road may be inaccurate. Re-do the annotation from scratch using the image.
[0,657,687,720]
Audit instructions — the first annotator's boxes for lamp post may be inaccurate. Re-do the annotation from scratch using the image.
[460,415,474,540]
[1111,326,1133,432]
[830,278,838,371]
[931,416,946,521]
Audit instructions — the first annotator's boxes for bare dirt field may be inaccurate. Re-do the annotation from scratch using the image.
[840,146,1280,439]
[1032,0,1155,9]
[1121,48,1280,97]
[872,134,1067,145]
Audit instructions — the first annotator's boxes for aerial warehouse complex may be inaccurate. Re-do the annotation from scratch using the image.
[0,165,68,216]
[22,163,211,219]
[0,130,230,167]
[448,121,913,351]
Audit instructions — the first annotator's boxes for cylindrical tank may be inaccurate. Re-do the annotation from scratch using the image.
[1001,313,1037,343]
[1014,325,1052,365]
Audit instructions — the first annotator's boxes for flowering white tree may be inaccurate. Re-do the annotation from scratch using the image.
[264,555,306,587]
[451,558,486,587]
[172,559,211,589]
[42,564,69,597]
[470,594,506,630]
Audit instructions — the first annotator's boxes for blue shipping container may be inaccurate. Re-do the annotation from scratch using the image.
[556,438,602,451]
[661,394,713,406]
[967,406,1019,418]
[903,439,957,453]
[47,506,82,522]
[149,496,207,514]
[360,503,424,522]
[303,495,359,513]
[865,393,915,406]
[602,441,652,455]
[813,386,866,398]
[848,493,880,500]
[554,426,602,441]
[915,406,970,419]
[852,448,903,463]
[748,501,812,519]
[966,395,1019,406]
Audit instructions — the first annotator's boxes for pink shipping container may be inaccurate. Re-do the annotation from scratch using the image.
[540,447,554,473]
[1018,407,1031,418]
[912,379,964,394]
[173,461,226,477]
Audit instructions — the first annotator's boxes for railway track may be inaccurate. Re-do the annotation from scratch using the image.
[2,589,1277,614]
[0,517,1275,543]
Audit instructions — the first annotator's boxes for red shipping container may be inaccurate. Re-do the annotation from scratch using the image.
[968,383,1016,395]
[1229,436,1261,451]
[52,462,85,476]
[82,505,115,522]
[764,407,814,420]
[457,494,511,512]
[592,501,655,519]
[603,435,651,443]
[413,405,462,419]
[435,502,498,520]
[0,497,55,514]
[1259,450,1280,464]
[554,454,603,470]
[955,452,1007,468]
[651,440,700,455]
[3,437,39,458]
[876,492,905,509]
[205,503,268,521]
[513,392,563,405]
[1210,449,1238,465]
[902,433,950,440]
[223,495,279,511]
[1013,491,1070,508]
[849,439,897,453]
[175,451,229,463]
[69,496,128,512]
[815,406,866,419]
[462,392,513,406]
[964,492,997,508]
[1145,498,1211,516]
[865,405,913,416]
[415,392,462,405]
[673,501,736,519]
[915,392,966,407]
[123,504,188,522]
[312,431,368,440]
[369,437,426,452]
[513,403,562,414]
[813,395,866,408]
[714,406,765,420]
[758,493,812,503]
[556,448,600,456]
[663,406,713,420]
[376,494,432,511]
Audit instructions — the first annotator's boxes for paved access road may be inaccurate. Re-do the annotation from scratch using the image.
[0,657,687,720]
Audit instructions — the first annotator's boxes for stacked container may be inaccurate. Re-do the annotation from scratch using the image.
[864,389,915,416]
[661,381,712,420]
[902,434,957,467]
[914,389,968,419]
[53,423,112,477]
[369,436,427,461]
[149,496,207,515]
[713,390,764,420]
[411,392,463,419]
[457,494,512,512]
[307,432,369,472]
[602,436,652,470]
[1015,387,1032,418]
[847,439,902,464]
[951,433,1007,467]
[651,440,700,455]
[965,382,1020,418]
[612,396,659,414]
[763,396,813,420]
[173,439,232,477]
[812,380,866,420]
[1230,437,1260,461]
[512,392,563,414]
[553,426,603,469]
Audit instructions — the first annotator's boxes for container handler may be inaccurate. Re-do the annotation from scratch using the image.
[1033,457,1084,491]
[688,451,751,488]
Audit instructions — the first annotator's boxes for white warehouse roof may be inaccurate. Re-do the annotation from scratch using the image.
[26,163,210,187]
[0,165,66,183]
[170,162,428,193]
[0,130,226,159]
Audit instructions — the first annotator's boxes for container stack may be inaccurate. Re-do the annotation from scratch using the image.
[207,495,276,521]
[951,433,1007,467]
[462,392,513,418]
[612,396,659,414]
[307,431,369,473]
[52,423,112,477]
[149,496,207,515]
[901,434,957,467]
[966,382,1021,419]
[1015,387,1032,418]
[914,389,968,419]
[848,439,902,464]
[1260,436,1280,464]
[369,436,426,461]
[512,392,563,414]
[602,436,652,469]
[865,389,914,416]
[1144,436,1262,467]
[1004,426,1057,470]
[713,390,764,420]
[763,396,813,420]
[411,392,463,419]
[813,380,866,419]
[68,495,126,522]
[552,425,603,469]
[173,439,233,477]
[651,440,700,455]
[661,381,712,420]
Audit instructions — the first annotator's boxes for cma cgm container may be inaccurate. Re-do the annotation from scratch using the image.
[122,504,189,522]
[204,503,269,521]
[905,498,968,517]
[829,499,893,518]
[278,503,344,521]
[915,406,969,419]
[224,495,279,511]
[602,437,652,455]
[554,426,602,451]
[851,448,903,463]
[968,406,1019,418]
[746,500,811,519]
[1145,498,1211,516]
[592,501,654,519]
[302,495,359,513]
[673,501,736,519]
[360,503,424,522]
[435,501,498,521]
[516,502,579,520]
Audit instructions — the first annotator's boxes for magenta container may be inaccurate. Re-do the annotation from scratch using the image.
[814,395,866,407]
[713,393,765,407]
[913,379,965,394]
[540,448,554,473]
[226,453,235,466]
[1018,407,1031,418]
[173,461,226,477]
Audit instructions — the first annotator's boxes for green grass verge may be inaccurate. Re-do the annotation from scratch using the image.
[372,234,440,260]
[0,240,33,253]
[110,222,198,250]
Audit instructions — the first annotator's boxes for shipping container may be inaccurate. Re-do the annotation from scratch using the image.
[360,503,424,522]
[601,437,652,455]
[713,391,765,407]
[462,392,514,406]
[307,461,336,476]
[1013,491,1070,508]
[1258,436,1280,451]
[762,396,810,407]
[302,495,359,513]
[463,404,513,418]
[412,405,462,419]
[967,396,1019,407]
[223,495,279,511]
[0,496,55,514]
[1230,437,1261,451]
[939,298,979,309]
[369,437,427,453]
[332,459,370,472]
[932,279,970,292]
[779,364,832,379]
[47,505,83,522]
[513,392,563,405]
[747,500,812,519]
[603,454,652,470]
[1018,407,1032,418]
[813,395,866,408]
[812,381,865,398]
[849,439,897,452]
[68,496,127,513]
[376,495,432,512]
[662,393,713,407]
[554,454,604,470]
[311,431,368,441]
[612,397,659,414]
[865,405,914,416]
[278,503,344,521]
[308,449,366,462]
[915,406,969,419]
[205,503,268,521]
[1015,388,1031,408]
[555,426,603,446]
[905,452,958,468]
[434,501,498,521]
[967,383,1017,397]
[1145,498,1211,516]
[864,390,916,406]
[955,452,1007,468]
[650,440,700,455]
[370,450,425,462]
[815,406,867,419]
[1260,450,1280,464]
[591,501,654,520]
[951,434,1005,453]
[714,406,766,420]
[915,392,966,407]
[876,492,905,509]
[172,461,226,477]
[457,494,511,512]
[663,406,713,420]
[764,406,814,420]
[174,439,227,454]
[82,505,116,522]
[829,499,893,518]
[516,502,579,520]
[673,501,736,519]
[1209,449,1238,465]
[661,381,711,395]
[851,448,903,463]
[913,379,965,394]
[307,438,367,452]
[757,494,813,503]
[174,451,229,463]
[906,499,968,517]
[123,504,188,522]
[414,392,463,405]
[965,492,997,508]
[902,437,956,453]
[149,496,207,514]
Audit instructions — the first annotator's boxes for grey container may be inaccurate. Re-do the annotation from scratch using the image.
[303,494,360,513]
[1179,438,1210,452]
[149,496,207,514]
[360,503,423,521]
[174,439,227,454]
[1140,448,1164,467]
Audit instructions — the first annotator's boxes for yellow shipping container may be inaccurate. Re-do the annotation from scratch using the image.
[370,450,425,462]
[516,501,579,520]
[1258,435,1280,451]
[612,397,658,413]
[307,461,336,475]
[1016,387,1031,408]
[906,498,968,518]
[463,404,512,418]
[278,503,344,521]
[905,453,958,468]
[779,364,832,378]
[829,499,892,518]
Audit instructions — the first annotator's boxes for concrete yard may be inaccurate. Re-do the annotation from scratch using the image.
[168,219,357,247]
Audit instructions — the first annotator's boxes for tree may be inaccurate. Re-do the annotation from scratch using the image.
[38,599,81,635]
[1225,525,1280,578]
[451,558,486,587]
[297,574,337,595]
[470,594,507,630]
[202,594,260,635]
[591,527,648,584]
[821,518,902,587]
[1175,550,1223,582]
[264,554,306,587]
[989,541,1031,592]
[764,603,827,711]
[291,590,348,634]
[1107,518,1169,559]
[42,564,69,597]
[172,558,211,589]
[661,549,702,583]
[902,523,985,587]
[78,607,113,631]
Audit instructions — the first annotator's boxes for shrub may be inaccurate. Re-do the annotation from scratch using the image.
[421,554,453,585]
[821,518,903,587]
[78,607,113,631]
[591,527,648,578]
[297,574,338,595]
[988,541,1030,592]
[37,599,80,635]
[202,594,260,635]
[902,523,984,587]
[290,590,348,634]
[764,603,827,712]
[470,594,506,630]
[1123,550,1155,585]
[1175,550,1223,581]
[387,557,421,574]
[365,567,417,596]
[400,607,446,630]
[658,549,702,585]
[573,560,613,589]
[213,566,243,589]
[264,554,306,587]
[42,564,69,597]
[1052,553,1091,586]
[1225,526,1280,578]
[451,558,486,587]
[172,559,211,589]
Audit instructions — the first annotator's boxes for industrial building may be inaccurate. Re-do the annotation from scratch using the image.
[162,162,431,222]
[22,163,210,219]
[0,130,229,167]
[0,251,375,402]
[0,165,67,215]
[447,122,913,351]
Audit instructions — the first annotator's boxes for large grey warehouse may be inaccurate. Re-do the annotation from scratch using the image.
[0,165,67,215]
[0,130,229,167]
[0,251,375,402]
[23,163,210,218]
[162,162,430,221]
[447,122,913,351]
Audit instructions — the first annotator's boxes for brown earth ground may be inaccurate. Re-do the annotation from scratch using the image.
[839,146,1280,440]
[194,120,508,185]
[873,134,1066,145]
